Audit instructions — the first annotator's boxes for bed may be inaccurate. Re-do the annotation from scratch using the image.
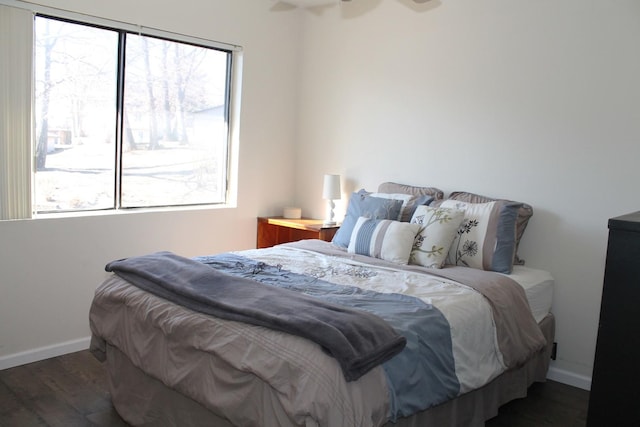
[89,183,555,427]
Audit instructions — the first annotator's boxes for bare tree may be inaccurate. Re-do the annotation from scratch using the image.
[35,19,57,170]
[161,42,175,142]
[142,37,160,150]
[173,43,209,145]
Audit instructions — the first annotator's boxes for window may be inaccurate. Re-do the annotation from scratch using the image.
[31,15,235,214]
[1,5,241,220]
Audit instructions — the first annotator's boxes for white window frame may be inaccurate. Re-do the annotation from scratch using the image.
[0,0,243,220]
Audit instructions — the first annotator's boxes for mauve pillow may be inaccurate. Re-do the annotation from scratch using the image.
[377,182,445,201]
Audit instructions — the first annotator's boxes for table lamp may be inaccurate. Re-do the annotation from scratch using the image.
[322,174,341,226]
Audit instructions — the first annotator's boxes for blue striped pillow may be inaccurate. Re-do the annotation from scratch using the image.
[348,217,421,264]
[332,190,405,248]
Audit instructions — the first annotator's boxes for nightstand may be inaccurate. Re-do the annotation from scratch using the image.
[257,217,340,248]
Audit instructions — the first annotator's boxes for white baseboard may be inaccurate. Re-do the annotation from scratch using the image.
[0,336,91,371]
[547,365,592,391]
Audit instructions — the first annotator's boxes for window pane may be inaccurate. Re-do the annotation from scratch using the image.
[121,34,229,208]
[34,17,118,213]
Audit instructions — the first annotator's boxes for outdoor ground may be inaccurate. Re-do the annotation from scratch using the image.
[36,140,221,212]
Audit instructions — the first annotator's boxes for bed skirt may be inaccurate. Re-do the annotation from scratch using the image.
[104,313,555,427]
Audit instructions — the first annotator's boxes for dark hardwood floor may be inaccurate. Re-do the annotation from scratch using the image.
[0,351,127,426]
[485,378,589,427]
[0,350,589,426]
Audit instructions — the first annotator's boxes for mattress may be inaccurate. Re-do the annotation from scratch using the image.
[505,266,554,323]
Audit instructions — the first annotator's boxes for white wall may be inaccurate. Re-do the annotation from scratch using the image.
[0,0,303,367]
[293,0,640,387]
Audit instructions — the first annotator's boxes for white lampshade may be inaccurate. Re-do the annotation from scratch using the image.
[322,174,341,200]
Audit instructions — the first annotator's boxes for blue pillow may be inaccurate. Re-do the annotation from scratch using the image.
[404,194,434,221]
[332,190,405,248]
[368,192,434,222]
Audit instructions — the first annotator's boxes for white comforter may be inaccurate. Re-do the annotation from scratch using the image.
[238,245,505,394]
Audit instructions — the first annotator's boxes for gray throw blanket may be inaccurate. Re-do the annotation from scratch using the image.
[105,251,407,381]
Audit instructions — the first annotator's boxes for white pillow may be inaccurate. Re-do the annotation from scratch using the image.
[440,199,519,273]
[409,205,465,268]
[348,217,421,264]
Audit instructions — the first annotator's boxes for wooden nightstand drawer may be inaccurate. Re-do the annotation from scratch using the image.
[257,217,339,248]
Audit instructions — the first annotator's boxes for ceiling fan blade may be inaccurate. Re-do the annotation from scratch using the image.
[275,0,339,7]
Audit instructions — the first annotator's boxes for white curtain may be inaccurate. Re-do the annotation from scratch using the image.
[0,4,33,220]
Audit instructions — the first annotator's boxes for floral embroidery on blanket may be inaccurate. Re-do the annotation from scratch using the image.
[305,264,378,280]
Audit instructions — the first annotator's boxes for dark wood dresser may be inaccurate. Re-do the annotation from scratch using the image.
[587,211,640,426]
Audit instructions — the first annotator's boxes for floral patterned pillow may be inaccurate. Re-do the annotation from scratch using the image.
[409,206,465,268]
[440,199,521,274]
[445,191,532,265]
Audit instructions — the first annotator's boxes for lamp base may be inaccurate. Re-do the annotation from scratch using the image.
[324,200,337,227]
